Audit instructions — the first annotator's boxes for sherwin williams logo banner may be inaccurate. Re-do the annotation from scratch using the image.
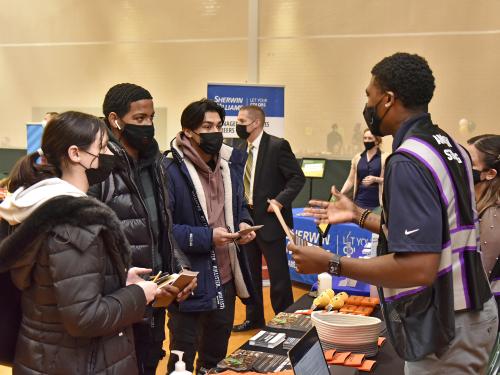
[207,83,284,138]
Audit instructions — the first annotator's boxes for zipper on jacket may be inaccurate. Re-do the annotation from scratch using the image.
[87,339,97,374]
[115,144,157,275]
[157,157,177,274]
[112,144,158,330]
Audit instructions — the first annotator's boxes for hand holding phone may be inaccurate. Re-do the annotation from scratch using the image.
[237,225,264,237]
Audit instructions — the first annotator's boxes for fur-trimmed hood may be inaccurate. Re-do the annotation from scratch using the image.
[0,178,86,225]
[0,195,130,273]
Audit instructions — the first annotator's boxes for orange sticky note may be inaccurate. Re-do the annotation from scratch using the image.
[294,309,313,315]
[356,359,377,372]
[330,351,351,364]
[377,336,387,347]
[344,353,365,367]
[323,349,336,361]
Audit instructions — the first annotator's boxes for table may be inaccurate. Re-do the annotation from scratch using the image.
[237,293,405,374]
[289,208,373,296]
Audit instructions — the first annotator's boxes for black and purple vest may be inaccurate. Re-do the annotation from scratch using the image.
[377,117,491,361]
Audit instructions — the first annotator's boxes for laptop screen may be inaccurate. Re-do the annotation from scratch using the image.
[288,327,330,375]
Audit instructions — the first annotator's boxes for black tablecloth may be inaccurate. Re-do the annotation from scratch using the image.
[239,293,405,374]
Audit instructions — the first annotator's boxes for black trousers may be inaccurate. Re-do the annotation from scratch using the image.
[167,281,236,374]
[244,235,294,324]
[133,308,166,375]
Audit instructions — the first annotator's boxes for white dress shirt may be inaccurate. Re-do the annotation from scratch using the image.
[247,130,263,205]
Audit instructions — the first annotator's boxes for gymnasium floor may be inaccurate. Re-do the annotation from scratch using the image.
[0,283,309,375]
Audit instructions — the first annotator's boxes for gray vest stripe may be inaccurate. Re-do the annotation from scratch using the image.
[382,137,480,310]
[491,279,500,296]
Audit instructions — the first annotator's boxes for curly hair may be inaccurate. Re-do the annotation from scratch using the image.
[371,53,435,110]
[102,83,152,125]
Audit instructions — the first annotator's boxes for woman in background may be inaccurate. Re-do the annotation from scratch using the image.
[0,111,158,374]
[467,134,500,311]
[341,128,389,210]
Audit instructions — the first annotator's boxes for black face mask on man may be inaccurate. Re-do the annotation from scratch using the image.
[80,151,116,185]
[362,95,391,137]
[236,124,251,140]
[115,120,155,152]
[194,132,224,155]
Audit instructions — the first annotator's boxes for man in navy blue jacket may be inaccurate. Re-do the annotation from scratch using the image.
[161,99,257,375]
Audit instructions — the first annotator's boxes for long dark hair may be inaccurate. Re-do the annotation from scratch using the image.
[8,111,107,192]
[467,134,500,215]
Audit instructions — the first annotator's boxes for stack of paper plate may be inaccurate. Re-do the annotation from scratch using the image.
[311,311,382,357]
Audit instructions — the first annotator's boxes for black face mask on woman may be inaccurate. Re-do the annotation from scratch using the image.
[195,132,224,155]
[364,141,376,151]
[80,151,116,185]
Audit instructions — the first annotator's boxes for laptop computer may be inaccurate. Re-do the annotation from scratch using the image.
[288,326,357,375]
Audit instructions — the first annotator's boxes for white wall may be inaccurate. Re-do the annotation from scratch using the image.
[1,0,499,154]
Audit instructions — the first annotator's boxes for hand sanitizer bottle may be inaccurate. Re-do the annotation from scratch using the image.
[169,350,191,375]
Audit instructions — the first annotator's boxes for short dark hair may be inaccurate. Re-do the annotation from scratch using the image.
[9,111,106,192]
[102,83,152,124]
[240,105,265,124]
[181,98,225,131]
[371,52,435,110]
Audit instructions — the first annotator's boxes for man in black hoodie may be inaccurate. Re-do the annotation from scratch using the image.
[89,83,194,375]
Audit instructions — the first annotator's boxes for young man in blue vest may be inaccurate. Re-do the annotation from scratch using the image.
[289,52,498,374]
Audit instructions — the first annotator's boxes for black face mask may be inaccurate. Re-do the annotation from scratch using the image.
[362,96,390,137]
[120,123,155,152]
[364,141,376,151]
[195,132,223,155]
[236,124,251,139]
[472,169,485,185]
[81,152,116,186]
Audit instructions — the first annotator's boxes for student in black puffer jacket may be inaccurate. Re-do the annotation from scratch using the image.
[89,83,194,375]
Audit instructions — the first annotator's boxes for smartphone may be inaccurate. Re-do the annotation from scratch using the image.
[237,225,264,237]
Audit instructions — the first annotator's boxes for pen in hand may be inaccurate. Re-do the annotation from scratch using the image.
[151,271,162,283]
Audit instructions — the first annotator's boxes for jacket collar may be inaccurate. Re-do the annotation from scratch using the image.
[171,134,234,163]
[107,127,160,169]
[392,113,431,151]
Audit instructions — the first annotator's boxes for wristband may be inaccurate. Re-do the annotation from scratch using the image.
[358,209,372,228]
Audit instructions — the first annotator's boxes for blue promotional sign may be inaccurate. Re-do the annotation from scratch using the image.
[207,83,285,138]
[289,208,373,296]
[26,123,44,154]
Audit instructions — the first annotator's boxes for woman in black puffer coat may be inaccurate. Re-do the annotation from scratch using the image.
[0,111,158,374]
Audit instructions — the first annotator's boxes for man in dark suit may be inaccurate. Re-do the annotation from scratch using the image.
[232,105,306,332]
